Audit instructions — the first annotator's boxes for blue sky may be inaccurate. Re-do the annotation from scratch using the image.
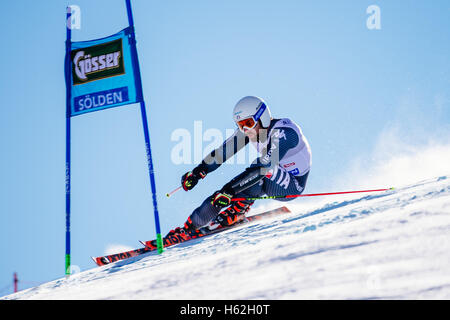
[0,0,449,294]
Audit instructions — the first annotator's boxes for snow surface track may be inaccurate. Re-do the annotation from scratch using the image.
[3,176,450,299]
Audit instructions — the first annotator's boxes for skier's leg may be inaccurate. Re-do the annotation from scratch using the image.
[215,168,309,226]
[159,168,303,246]
[213,181,264,227]
[152,199,214,247]
[186,168,266,229]
[263,166,309,200]
[153,180,263,248]
[188,196,221,228]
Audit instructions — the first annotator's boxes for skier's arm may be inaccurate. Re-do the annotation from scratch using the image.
[200,129,249,174]
[181,129,248,191]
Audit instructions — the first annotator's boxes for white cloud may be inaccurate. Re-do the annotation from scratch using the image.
[340,135,450,190]
[249,91,450,217]
[334,90,450,191]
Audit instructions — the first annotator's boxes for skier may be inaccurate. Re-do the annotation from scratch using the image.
[152,96,312,247]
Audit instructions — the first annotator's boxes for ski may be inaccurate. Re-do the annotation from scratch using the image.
[141,205,291,249]
[91,246,152,267]
[92,206,291,266]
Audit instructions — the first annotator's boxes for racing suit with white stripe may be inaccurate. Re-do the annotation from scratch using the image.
[189,118,312,228]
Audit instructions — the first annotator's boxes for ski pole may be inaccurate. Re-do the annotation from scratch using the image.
[232,187,395,202]
[166,186,182,198]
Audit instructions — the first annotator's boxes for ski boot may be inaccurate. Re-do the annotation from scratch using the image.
[210,200,253,229]
[144,217,204,249]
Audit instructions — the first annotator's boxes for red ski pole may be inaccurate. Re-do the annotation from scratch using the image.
[232,187,395,202]
[166,186,182,198]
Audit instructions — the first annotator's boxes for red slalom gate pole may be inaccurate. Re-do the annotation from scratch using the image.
[232,187,395,202]
[13,273,18,293]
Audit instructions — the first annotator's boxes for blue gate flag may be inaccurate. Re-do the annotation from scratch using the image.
[66,27,142,117]
[64,1,164,277]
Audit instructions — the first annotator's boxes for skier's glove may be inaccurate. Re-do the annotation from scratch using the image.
[210,190,234,209]
[181,165,207,191]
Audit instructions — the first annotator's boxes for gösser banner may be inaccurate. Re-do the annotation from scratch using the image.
[66,27,141,116]
[64,1,163,277]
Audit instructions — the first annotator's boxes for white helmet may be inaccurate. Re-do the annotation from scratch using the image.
[233,96,272,130]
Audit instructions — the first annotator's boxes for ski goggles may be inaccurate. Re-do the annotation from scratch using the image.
[237,117,257,132]
[236,103,267,132]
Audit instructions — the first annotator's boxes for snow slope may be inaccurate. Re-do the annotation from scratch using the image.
[2,175,450,300]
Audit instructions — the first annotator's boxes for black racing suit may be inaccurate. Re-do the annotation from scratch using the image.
[188,118,311,228]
